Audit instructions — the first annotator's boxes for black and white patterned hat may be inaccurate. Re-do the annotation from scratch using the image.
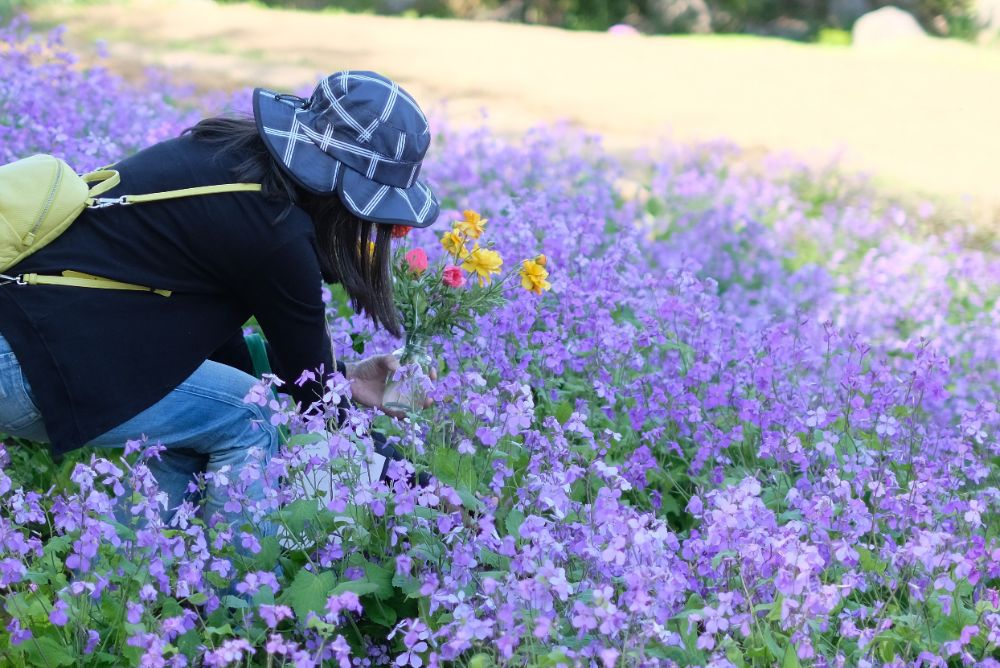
[253,71,439,227]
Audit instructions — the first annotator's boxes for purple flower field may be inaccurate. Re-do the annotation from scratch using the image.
[2,17,999,668]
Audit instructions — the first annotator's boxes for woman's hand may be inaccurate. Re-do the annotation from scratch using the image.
[345,354,436,418]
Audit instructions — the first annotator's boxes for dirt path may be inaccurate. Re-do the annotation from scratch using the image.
[30,0,1000,212]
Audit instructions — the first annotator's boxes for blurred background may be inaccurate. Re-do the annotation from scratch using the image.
[5,0,1000,222]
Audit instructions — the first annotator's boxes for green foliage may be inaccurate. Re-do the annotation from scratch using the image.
[817,27,851,44]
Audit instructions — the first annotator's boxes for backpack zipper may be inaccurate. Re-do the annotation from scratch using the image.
[24,164,63,247]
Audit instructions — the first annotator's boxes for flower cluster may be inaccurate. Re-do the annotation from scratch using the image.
[390,209,553,365]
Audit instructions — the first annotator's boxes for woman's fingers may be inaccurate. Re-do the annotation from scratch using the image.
[383,354,401,374]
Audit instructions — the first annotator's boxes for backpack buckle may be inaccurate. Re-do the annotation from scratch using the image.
[88,196,129,209]
[0,273,26,286]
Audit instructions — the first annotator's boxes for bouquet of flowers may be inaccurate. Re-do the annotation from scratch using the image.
[385,209,551,400]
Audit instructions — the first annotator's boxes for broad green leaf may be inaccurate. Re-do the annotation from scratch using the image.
[42,535,73,559]
[478,549,511,570]
[280,570,337,620]
[554,400,574,425]
[504,509,526,537]
[331,580,382,597]
[185,591,209,605]
[24,634,75,667]
[857,547,887,575]
[361,561,394,600]
[455,487,484,512]
[726,643,747,667]
[366,598,398,627]
[468,654,494,668]
[285,433,326,447]
[204,624,234,637]
[253,535,282,571]
[222,595,250,610]
[391,572,422,598]
[278,498,322,535]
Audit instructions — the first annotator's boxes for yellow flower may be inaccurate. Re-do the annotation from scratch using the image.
[519,258,551,295]
[534,254,547,267]
[440,231,470,259]
[454,209,487,239]
[462,246,503,286]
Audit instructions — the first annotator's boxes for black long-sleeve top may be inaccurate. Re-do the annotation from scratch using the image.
[0,135,334,455]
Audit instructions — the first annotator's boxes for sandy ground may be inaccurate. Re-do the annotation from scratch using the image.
[30,0,1000,213]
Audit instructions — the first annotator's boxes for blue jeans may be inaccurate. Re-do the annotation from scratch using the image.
[0,332,279,531]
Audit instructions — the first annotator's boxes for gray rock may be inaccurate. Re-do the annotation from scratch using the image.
[763,16,812,40]
[975,0,1000,40]
[649,0,713,33]
[376,0,447,15]
[852,6,928,46]
[828,0,872,28]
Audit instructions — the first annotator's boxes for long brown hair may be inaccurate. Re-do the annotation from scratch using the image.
[184,116,401,336]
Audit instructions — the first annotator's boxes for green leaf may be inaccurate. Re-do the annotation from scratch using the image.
[24,634,75,667]
[468,654,494,668]
[365,598,398,627]
[285,433,326,447]
[478,549,511,570]
[280,570,337,620]
[766,596,783,622]
[725,643,747,667]
[253,535,282,571]
[760,627,784,661]
[857,547,887,575]
[221,595,250,610]
[782,644,802,668]
[504,509,526,537]
[206,624,234,637]
[454,487,483,512]
[361,561,394,600]
[331,580,382,597]
[42,535,73,559]
[431,447,461,485]
[554,400,575,424]
[391,572,422,598]
[278,498,322,535]
[185,591,209,605]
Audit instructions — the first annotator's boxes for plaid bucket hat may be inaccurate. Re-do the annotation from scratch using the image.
[253,71,439,227]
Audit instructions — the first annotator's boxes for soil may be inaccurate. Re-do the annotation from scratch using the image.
[28,0,1000,215]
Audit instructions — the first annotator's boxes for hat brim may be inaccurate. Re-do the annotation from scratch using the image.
[335,164,439,228]
[254,88,440,228]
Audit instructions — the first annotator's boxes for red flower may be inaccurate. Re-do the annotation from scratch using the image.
[404,248,428,274]
[442,264,466,288]
[392,225,412,238]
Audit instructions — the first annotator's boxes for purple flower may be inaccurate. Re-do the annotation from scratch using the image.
[49,600,69,626]
[6,618,32,646]
[258,604,294,628]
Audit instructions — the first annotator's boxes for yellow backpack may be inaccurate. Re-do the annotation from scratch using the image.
[0,154,261,296]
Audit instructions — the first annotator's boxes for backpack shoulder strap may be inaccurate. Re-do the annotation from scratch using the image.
[19,270,172,297]
[86,182,262,209]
